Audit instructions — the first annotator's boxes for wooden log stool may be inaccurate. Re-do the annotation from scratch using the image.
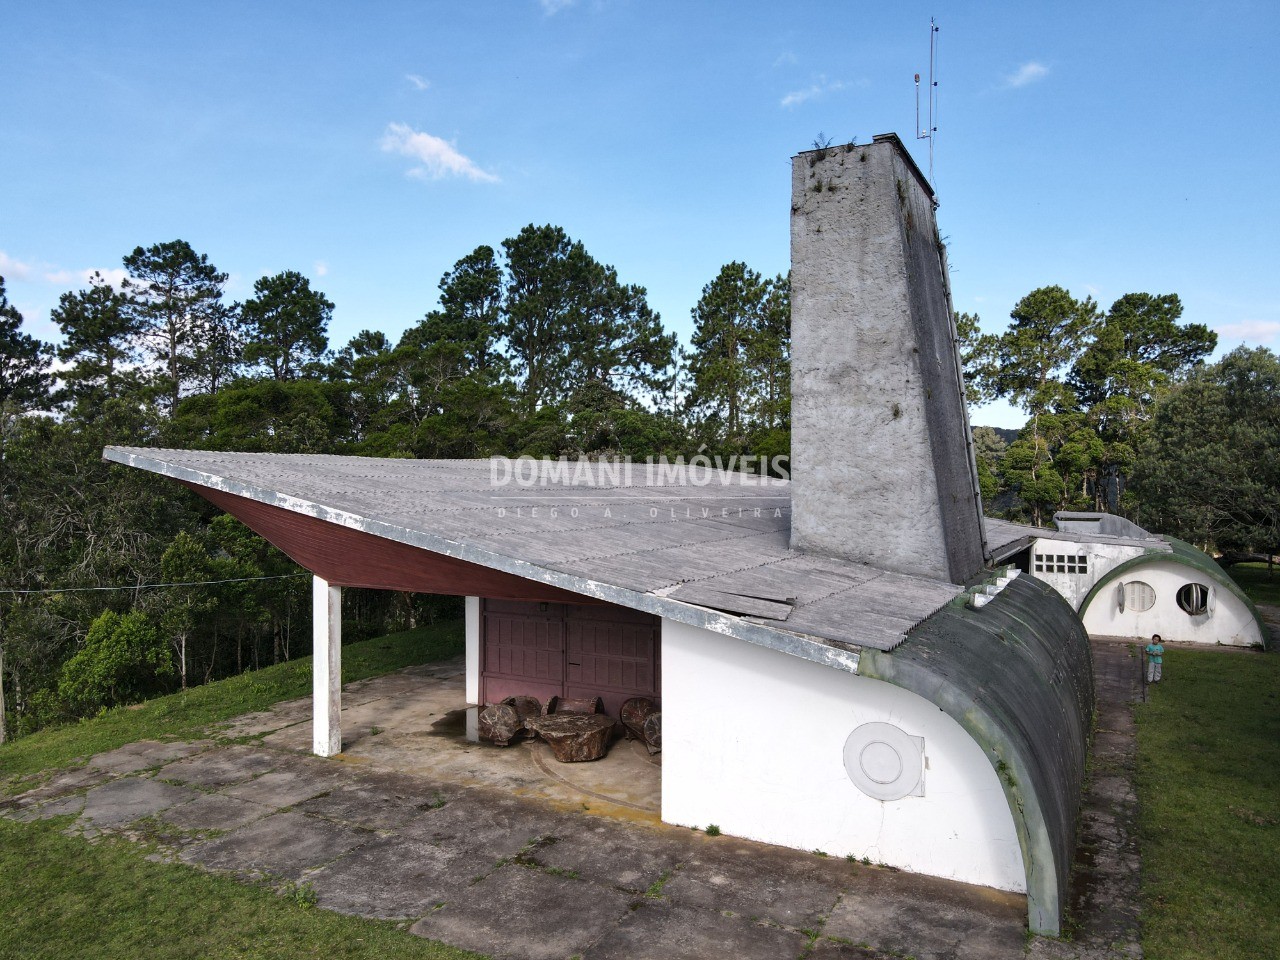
[478,695,544,746]
[524,714,616,762]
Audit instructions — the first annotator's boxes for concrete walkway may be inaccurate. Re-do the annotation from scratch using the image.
[1,646,1148,960]
[1029,639,1144,960]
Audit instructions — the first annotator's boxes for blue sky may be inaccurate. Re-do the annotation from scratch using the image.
[2,0,1276,428]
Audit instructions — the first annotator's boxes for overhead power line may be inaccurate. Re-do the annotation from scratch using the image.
[0,573,308,597]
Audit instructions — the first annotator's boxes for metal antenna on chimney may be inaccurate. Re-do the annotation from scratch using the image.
[914,17,940,187]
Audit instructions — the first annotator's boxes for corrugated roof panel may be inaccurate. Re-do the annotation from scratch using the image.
[104,446,965,659]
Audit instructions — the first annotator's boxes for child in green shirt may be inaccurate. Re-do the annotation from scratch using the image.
[1145,634,1164,683]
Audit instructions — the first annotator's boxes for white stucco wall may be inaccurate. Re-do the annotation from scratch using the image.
[465,596,480,704]
[660,619,1026,893]
[1080,561,1264,647]
[1027,537,1148,610]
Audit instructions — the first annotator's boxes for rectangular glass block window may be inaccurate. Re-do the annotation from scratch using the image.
[1034,553,1088,575]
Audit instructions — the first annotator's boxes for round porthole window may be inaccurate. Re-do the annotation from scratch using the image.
[1123,581,1156,613]
[1177,582,1210,616]
[843,722,924,801]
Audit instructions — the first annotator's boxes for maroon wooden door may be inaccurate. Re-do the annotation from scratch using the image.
[564,604,660,717]
[480,600,660,717]
[480,600,566,706]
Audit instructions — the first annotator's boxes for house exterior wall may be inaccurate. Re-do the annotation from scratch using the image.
[660,618,1026,893]
[1027,537,1148,610]
[1080,559,1264,646]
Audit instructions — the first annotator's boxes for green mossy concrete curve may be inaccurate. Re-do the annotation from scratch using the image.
[859,575,1094,936]
[1079,536,1268,649]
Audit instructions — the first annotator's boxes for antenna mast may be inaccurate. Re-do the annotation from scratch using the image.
[914,17,940,186]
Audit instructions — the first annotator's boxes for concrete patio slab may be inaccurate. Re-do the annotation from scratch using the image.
[79,776,201,831]
[5,792,87,822]
[0,764,114,812]
[582,899,809,960]
[87,739,211,775]
[534,819,688,892]
[294,775,450,833]
[158,743,283,788]
[395,790,581,864]
[408,862,633,960]
[182,809,369,880]
[823,875,1028,960]
[659,834,850,928]
[305,834,493,920]
[220,765,348,809]
[160,793,273,832]
[212,708,303,739]
[806,938,899,958]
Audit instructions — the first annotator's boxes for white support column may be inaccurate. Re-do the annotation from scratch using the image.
[465,596,481,705]
[312,576,342,757]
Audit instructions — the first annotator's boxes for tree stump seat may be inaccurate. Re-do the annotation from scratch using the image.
[524,713,616,762]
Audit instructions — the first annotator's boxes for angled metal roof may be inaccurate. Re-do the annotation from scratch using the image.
[104,447,964,671]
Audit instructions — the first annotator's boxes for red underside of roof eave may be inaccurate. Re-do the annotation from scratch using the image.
[182,481,596,604]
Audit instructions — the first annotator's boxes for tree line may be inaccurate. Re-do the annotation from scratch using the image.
[960,285,1278,560]
[0,226,789,741]
[1,234,1276,744]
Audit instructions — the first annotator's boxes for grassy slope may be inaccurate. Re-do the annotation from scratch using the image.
[1135,647,1280,960]
[0,816,481,960]
[1229,562,1280,606]
[0,619,479,960]
[0,620,464,784]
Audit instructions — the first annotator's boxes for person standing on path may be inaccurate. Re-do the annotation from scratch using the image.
[1145,634,1164,683]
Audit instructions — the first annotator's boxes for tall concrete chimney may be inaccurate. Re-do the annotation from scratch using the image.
[789,133,987,585]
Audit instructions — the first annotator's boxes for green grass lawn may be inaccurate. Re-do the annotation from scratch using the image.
[0,816,481,960]
[0,618,464,786]
[1135,646,1280,960]
[1229,561,1280,606]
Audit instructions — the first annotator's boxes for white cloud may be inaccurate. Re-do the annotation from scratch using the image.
[781,76,847,108]
[539,0,575,13]
[44,266,128,289]
[1004,62,1049,89]
[1,253,127,291]
[314,260,330,277]
[773,51,797,68]
[405,74,430,91]
[1215,319,1280,344]
[380,123,499,183]
[0,251,35,280]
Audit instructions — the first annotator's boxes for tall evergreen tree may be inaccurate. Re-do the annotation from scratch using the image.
[988,285,1100,416]
[1069,292,1216,511]
[0,276,51,414]
[500,224,673,410]
[51,272,142,409]
[240,270,333,381]
[435,246,504,374]
[1135,346,1280,555]
[122,240,231,410]
[683,262,789,450]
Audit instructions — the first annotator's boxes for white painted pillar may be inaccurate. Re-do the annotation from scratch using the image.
[465,596,481,705]
[312,576,343,757]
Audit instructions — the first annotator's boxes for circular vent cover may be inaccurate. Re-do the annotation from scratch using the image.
[843,722,924,801]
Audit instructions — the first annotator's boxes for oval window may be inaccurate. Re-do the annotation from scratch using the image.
[1124,581,1156,613]
[1177,583,1210,616]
